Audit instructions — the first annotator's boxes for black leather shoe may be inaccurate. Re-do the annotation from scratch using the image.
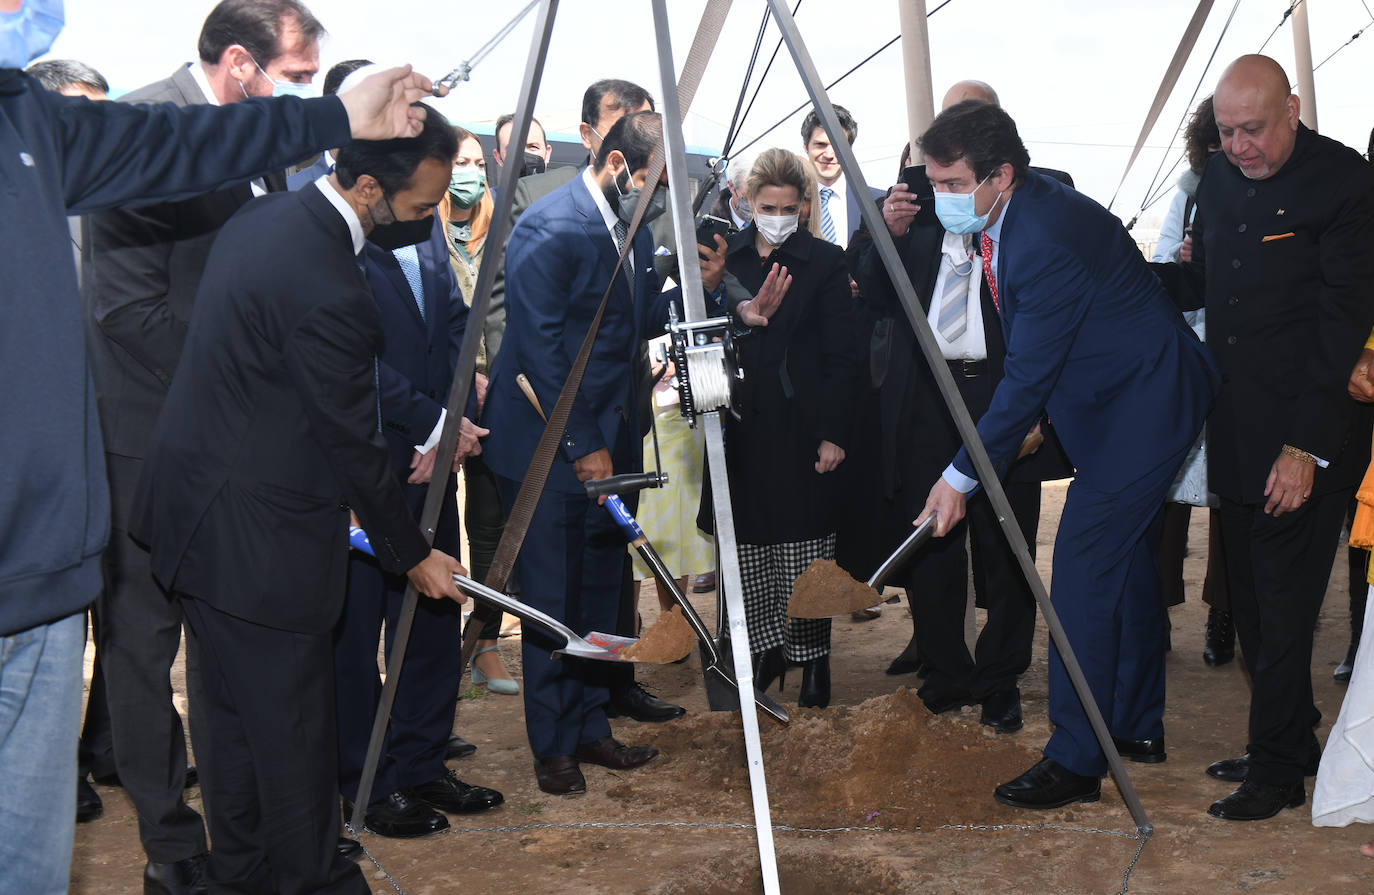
[445,734,477,760]
[921,686,974,716]
[406,768,503,815]
[753,646,787,693]
[605,682,686,723]
[885,655,929,677]
[1203,607,1235,667]
[91,768,121,787]
[1112,735,1167,764]
[77,775,103,823]
[994,758,1101,810]
[350,791,449,839]
[1335,641,1358,684]
[574,736,659,770]
[336,837,363,862]
[980,689,1023,734]
[798,655,831,708]
[1207,751,1321,782]
[534,756,586,795]
[143,853,209,895]
[1206,779,1305,821]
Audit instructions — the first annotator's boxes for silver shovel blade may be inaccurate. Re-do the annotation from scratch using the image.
[453,574,638,663]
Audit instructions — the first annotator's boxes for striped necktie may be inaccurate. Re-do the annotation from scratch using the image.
[392,245,425,321]
[937,239,975,341]
[819,186,837,244]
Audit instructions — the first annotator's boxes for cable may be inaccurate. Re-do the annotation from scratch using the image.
[468,0,539,69]
[728,0,957,160]
[725,1,804,158]
[1258,0,1302,54]
[720,8,773,158]
[1313,17,1374,72]
[1126,0,1241,230]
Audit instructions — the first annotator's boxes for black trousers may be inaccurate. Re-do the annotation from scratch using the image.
[895,370,1041,703]
[182,597,368,895]
[1220,490,1348,785]
[461,453,506,639]
[77,612,116,781]
[97,453,205,861]
[1158,504,1231,610]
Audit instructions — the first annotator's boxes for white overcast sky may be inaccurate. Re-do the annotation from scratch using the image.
[45,0,1374,229]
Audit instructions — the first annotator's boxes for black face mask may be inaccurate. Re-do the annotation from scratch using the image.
[520,151,548,178]
[366,195,433,251]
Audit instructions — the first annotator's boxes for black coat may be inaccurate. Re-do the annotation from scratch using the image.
[1155,125,1374,503]
[131,184,430,634]
[724,225,857,543]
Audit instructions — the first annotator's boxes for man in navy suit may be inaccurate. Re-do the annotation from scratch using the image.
[914,101,1216,810]
[327,132,505,837]
[481,112,738,795]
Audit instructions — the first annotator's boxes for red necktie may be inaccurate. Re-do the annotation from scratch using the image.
[981,231,1000,314]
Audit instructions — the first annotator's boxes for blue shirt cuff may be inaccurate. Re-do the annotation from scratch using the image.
[942,463,979,494]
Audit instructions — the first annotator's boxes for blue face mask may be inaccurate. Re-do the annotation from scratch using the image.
[245,54,315,100]
[1,0,64,70]
[933,172,1003,235]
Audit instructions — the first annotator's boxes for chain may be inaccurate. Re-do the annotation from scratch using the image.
[349,818,1150,894]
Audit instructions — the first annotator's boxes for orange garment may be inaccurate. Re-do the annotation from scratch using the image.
[1350,434,1374,570]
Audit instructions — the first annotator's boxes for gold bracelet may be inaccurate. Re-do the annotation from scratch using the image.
[1281,444,1317,464]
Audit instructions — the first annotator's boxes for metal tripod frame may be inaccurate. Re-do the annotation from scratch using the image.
[761,0,1152,834]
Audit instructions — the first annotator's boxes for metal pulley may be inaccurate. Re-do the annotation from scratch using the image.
[664,303,743,427]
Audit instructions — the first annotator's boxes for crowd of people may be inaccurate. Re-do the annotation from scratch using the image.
[5,0,1374,893]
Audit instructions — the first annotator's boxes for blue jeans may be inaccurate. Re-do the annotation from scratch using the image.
[0,611,85,894]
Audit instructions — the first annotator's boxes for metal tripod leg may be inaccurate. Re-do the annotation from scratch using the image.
[761,0,1151,835]
[349,0,561,830]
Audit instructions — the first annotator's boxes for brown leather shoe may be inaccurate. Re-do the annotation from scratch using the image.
[574,736,659,770]
[534,756,586,795]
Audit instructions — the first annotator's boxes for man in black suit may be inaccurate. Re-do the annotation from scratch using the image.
[1156,54,1374,822]
[131,103,467,894]
[84,2,325,889]
[333,146,503,837]
[852,81,1073,734]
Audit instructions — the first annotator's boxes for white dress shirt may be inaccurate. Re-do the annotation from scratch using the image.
[820,173,849,248]
[927,231,987,361]
[189,62,268,198]
[582,166,634,272]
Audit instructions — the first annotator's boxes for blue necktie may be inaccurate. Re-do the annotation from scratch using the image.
[392,245,425,321]
[819,186,837,245]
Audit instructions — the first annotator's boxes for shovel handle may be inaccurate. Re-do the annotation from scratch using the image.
[866,513,937,590]
[584,472,668,501]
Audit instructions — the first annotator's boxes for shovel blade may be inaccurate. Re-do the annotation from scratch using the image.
[552,631,638,662]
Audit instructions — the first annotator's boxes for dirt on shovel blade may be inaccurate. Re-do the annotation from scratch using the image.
[787,558,881,618]
[622,604,695,663]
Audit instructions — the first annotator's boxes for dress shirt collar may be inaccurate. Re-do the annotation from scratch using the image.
[941,229,974,261]
[317,174,365,255]
[187,61,221,106]
[983,191,1013,246]
[582,166,620,238]
[820,172,847,202]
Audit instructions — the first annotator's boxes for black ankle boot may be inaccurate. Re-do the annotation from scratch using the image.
[798,654,830,708]
[1203,607,1235,667]
[753,646,786,692]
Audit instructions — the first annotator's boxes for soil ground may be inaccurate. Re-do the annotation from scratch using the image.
[70,481,1374,894]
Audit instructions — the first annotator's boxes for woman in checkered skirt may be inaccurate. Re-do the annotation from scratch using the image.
[722,148,858,708]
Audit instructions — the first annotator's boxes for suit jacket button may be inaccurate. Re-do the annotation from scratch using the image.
[1228,296,1239,306]
[1226,335,1237,345]
[1237,223,1247,233]
[1246,187,1256,197]
[1231,259,1241,269]
[338,502,348,511]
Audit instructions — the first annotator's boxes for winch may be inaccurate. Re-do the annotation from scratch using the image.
[663,303,743,426]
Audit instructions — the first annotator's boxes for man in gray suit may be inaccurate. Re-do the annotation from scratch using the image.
[83,2,325,892]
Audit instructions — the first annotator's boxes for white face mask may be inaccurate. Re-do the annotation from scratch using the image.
[755,212,798,246]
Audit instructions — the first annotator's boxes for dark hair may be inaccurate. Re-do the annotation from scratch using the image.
[334,103,459,195]
[919,100,1030,187]
[322,58,372,97]
[197,0,325,67]
[494,113,544,149]
[580,79,655,129]
[593,111,662,173]
[1184,96,1218,174]
[800,104,857,147]
[25,60,108,95]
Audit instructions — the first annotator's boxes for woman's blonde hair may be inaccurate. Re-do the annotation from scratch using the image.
[745,148,821,237]
[439,126,493,252]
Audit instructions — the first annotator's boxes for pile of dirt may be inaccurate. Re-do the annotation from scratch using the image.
[786,558,880,618]
[614,688,1042,830]
[624,605,695,663]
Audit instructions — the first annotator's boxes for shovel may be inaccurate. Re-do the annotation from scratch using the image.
[587,484,790,725]
[348,526,641,663]
[786,514,937,619]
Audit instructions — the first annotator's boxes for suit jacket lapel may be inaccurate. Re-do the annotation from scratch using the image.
[570,179,629,304]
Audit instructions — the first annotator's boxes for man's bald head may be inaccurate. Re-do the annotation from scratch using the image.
[941,80,999,111]
[1213,54,1300,180]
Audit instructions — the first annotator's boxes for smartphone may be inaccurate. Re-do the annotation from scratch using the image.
[898,165,936,223]
[696,214,732,249]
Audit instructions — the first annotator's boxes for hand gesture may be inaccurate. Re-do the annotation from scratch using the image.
[1264,450,1315,516]
[453,417,489,466]
[407,448,437,484]
[815,440,846,474]
[915,477,966,537]
[882,182,920,237]
[698,233,727,293]
[736,263,791,327]
[338,65,434,140]
[574,448,614,503]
